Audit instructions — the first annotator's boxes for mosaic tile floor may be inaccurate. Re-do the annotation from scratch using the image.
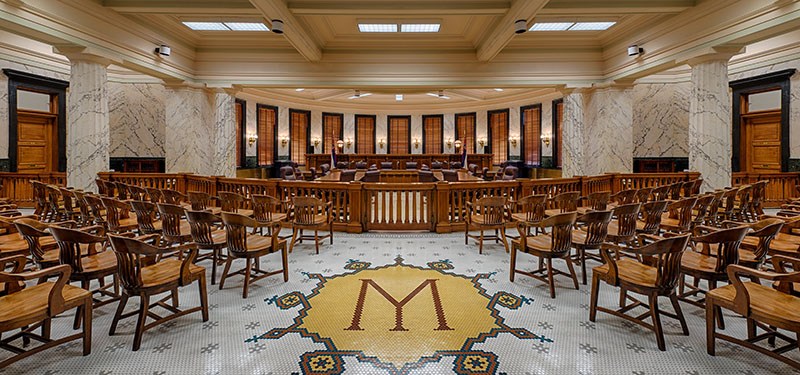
[3,232,798,375]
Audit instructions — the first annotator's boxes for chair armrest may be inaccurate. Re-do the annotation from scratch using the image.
[79,224,107,237]
[726,264,800,316]
[175,242,199,286]
[0,264,72,315]
[51,220,78,229]
[0,255,27,274]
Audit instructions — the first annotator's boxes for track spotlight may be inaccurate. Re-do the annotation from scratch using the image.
[627,45,644,56]
[155,44,171,56]
[271,19,284,34]
[515,20,527,34]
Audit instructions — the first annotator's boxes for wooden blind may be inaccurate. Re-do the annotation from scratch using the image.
[355,115,375,154]
[455,113,476,153]
[522,105,541,165]
[235,101,243,167]
[257,105,276,165]
[290,110,309,165]
[555,100,563,167]
[489,110,508,165]
[423,115,443,154]
[322,113,343,153]
[388,116,411,154]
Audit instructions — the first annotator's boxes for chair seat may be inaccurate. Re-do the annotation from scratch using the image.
[775,232,800,244]
[571,229,596,247]
[78,250,118,274]
[606,222,633,239]
[0,232,21,245]
[707,282,800,325]
[510,213,538,223]
[0,238,30,255]
[243,234,282,253]
[469,214,504,226]
[594,258,658,288]
[513,234,556,253]
[544,208,570,217]
[660,217,680,228]
[258,213,287,224]
[680,250,721,274]
[161,221,193,238]
[140,259,204,288]
[0,282,90,328]
[39,244,91,265]
[227,209,254,217]
[295,214,328,226]
[114,217,139,230]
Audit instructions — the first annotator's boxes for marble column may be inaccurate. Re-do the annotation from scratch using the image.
[584,85,634,175]
[561,90,586,177]
[165,84,214,175]
[212,90,236,177]
[688,57,733,191]
[65,56,110,192]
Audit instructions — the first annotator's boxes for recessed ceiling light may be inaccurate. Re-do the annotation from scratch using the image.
[395,94,403,101]
[529,22,574,31]
[224,22,269,31]
[400,24,440,33]
[358,24,397,33]
[493,88,504,92]
[295,88,305,92]
[569,22,616,31]
[182,22,229,31]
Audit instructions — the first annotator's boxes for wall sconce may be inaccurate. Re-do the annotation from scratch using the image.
[280,136,289,147]
[446,138,453,148]
[378,138,385,149]
[414,138,420,149]
[312,137,320,147]
[336,139,344,149]
[478,138,486,148]
[454,139,462,150]
[346,138,352,148]
[509,136,518,147]
[247,132,258,146]
[541,133,551,146]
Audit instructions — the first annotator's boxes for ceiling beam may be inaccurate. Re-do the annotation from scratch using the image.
[287,1,509,15]
[103,0,259,15]
[247,0,322,62]
[539,0,694,15]
[476,0,550,62]
[313,89,353,101]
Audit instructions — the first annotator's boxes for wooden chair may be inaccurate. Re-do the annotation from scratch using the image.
[127,185,148,201]
[606,203,641,246]
[704,190,725,227]
[545,191,580,217]
[733,185,754,222]
[97,180,116,197]
[187,191,221,214]
[0,256,92,367]
[130,200,162,235]
[220,212,288,298]
[72,190,94,226]
[161,189,187,205]
[0,215,41,259]
[185,210,227,285]
[49,225,119,329]
[611,189,637,205]
[106,234,208,351]
[251,195,287,236]
[581,191,611,212]
[572,210,613,285]
[155,203,193,248]
[100,197,138,234]
[681,180,695,198]
[289,197,333,254]
[31,181,51,220]
[59,188,82,222]
[651,185,671,202]
[635,188,652,204]
[465,196,510,254]
[659,197,697,234]
[45,185,68,222]
[114,182,130,200]
[83,194,107,228]
[706,255,800,369]
[748,180,768,221]
[715,188,739,224]
[219,191,254,217]
[636,200,669,239]
[146,188,163,203]
[510,212,579,298]
[590,235,691,351]
[510,194,547,238]
[668,182,683,200]
[13,218,65,270]
[726,218,784,269]
[678,225,750,326]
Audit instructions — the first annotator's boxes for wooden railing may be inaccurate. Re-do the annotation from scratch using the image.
[732,172,800,208]
[95,171,701,233]
[0,172,66,207]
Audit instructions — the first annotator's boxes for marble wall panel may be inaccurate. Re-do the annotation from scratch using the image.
[376,114,387,154]
[343,113,355,154]
[541,101,553,158]
[245,101,257,157]
[108,82,165,158]
[689,59,731,191]
[508,107,521,159]
[585,87,633,174]
[632,83,691,158]
[66,60,109,192]
[411,114,422,154]
[310,110,322,154]
[165,87,214,174]
[278,105,290,158]
[443,112,455,154]
[476,111,487,154]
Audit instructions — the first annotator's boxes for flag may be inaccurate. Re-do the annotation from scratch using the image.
[331,141,338,167]
[461,145,467,168]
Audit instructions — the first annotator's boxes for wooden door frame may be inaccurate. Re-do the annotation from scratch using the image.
[3,69,68,172]
[730,69,795,172]
[520,103,542,166]
[255,104,278,166]
[552,98,563,168]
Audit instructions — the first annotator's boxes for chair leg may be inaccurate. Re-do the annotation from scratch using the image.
[109,292,130,335]
[465,222,469,245]
[499,228,509,253]
[133,294,150,351]
[289,228,299,253]
[219,257,233,290]
[198,275,209,322]
[82,299,92,356]
[329,222,334,244]
[564,256,580,290]
[210,248,218,285]
[170,289,179,308]
[706,301,716,355]
[281,245,289,282]
[709,280,725,330]
[648,294,666,351]
[243,257,252,299]
[669,294,689,335]
[509,244,517,282]
[589,275,600,322]
[314,230,319,255]
[580,247,587,285]
[546,258,555,299]
[479,230,484,254]
[619,289,628,308]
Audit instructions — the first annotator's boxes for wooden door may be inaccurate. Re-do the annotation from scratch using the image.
[741,111,781,173]
[17,110,57,173]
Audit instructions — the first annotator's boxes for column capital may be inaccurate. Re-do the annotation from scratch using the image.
[52,45,115,67]
[684,45,746,67]
[162,80,206,91]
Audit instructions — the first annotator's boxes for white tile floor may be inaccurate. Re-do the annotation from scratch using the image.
[2,232,797,375]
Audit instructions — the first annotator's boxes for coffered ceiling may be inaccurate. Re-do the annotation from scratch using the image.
[1,0,799,107]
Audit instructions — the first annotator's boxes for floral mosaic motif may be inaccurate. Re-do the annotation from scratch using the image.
[427,259,455,270]
[453,351,498,375]
[267,291,306,310]
[300,351,345,375]
[344,259,371,270]
[492,292,532,310]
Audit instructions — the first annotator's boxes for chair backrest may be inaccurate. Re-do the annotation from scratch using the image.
[639,200,669,233]
[162,189,187,205]
[516,194,547,223]
[692,226,749,273]
[668,182,683,200]
[219,191,246,213]
[221,212,279,256]
[406,161,418,170]
[280,166,296,180]
[468,164,479,175]
[751,180,768,213]
[552,191,580,212]
[691,194,715,227]
[354,161,368,169]
[611,203,642,239]
[539,212,578,256]
[502,166,518,180]
[450,161,463,169]
[44,184,62,214]
[83,194,106,226]
[380,161,393,170]
[131,200,159,234]
[681,181,695,197]
[636,188,652,204]
[146,188,164,203]
[473,196,507,226]
[292,197,327,225]
[101,197,131,232]
[185,210,222,247]
[107,234,156,290]
[431,161,443,170]
[585,191,611,211]
[31,180,49,215]
[651,185,671,201]
[442,170,459,182]
[72,190,92,224]
[612,189,637,205]
[362,170,380,182]
[188,191,214,210]
[14,218,56,264]
[742,218,784,264]
[635,235,690,291]
[114,181,129,200]
[128,185,148,201]
[156,203,186,238]
[59,187,76,214]
[576,210,612,247]
[252,194,281,223]
[706,190,725,225]
[340,170,356,182]
[49,225,106,273]
[336,161,350,170]
[736,185,753,213]
[95,178,109,196]
[418,170,436,182]
[320,163,331,175]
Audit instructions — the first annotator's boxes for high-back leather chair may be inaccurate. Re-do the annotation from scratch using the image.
[280,166,297,180]
[501,166,518,180]
[405,161,418,170]
[380,161,393,170]
[355,161,368,169]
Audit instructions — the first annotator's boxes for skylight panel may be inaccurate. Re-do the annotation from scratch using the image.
[569,22,616,31]
[182,22,229,31]
[358,24,397,33]
[224,22,269,31]
[529,22,574,31]
[400,24,440,33]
